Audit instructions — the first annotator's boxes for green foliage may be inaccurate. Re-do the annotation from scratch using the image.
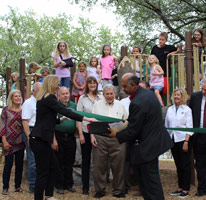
[0,7,125,78]
[69,0,206,53]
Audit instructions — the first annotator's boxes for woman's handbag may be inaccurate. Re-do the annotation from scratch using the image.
[60,55,74,68]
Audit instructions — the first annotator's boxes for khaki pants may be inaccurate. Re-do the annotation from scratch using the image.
[93,135,126,195]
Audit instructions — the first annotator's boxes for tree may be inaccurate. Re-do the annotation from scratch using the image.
[0,7,125,78]
[70,0,206,52]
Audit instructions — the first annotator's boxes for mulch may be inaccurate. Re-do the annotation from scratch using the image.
[0,160,201,200]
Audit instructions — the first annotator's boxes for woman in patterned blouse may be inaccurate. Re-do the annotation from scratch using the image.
[0,89,25,195]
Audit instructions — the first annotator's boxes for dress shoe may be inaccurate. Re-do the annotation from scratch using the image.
[82,188,89,195]
[65,187,75,193]
[113,193,126,198]
[94,192,105,198]
[195,192,206,196]
[56,188,64,194]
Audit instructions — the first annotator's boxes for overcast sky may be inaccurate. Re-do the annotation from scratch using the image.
[1,0,123,32]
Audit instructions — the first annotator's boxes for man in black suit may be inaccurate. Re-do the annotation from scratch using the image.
[109,73,173,200]
[189,78,206,197]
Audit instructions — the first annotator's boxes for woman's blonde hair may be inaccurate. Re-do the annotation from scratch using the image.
[7,89,22,109]
[36,75,60,101]
[55,41,70,58]
[172,88,188,105]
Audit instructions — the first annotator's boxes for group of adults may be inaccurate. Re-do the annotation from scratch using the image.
[1,73,206,200]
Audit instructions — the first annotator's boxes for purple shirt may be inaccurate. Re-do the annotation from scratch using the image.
[52,52,72,78]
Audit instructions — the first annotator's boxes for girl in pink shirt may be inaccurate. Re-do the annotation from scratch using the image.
[52,41,72,88]
[100,45,116,87]
[148,55,164,107]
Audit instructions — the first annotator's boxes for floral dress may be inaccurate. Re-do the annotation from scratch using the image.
[72,72,87,96]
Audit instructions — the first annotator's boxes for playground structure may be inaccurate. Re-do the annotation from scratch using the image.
[1,30,206,106]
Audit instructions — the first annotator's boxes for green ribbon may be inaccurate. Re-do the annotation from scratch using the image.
[73,110,206,134]
[167,128,206,134]
[73,110,123,122]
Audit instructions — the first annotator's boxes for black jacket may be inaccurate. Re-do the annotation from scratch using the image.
[117,87,173,165]
[30,94,83,143]
[189,91,202,128]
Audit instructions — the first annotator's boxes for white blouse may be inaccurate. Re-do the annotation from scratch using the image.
[165,104,193,143]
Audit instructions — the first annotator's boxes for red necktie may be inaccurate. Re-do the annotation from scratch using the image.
[203,101,206,128]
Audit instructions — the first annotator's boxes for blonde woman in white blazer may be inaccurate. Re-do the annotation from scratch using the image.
[165,88,193,198]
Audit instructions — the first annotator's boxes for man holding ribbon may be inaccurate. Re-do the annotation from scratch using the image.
[91,84,127,199]
[109,73,173,200]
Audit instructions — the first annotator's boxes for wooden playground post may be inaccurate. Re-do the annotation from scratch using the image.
[6,66,11,98]
[185,30,196,186]
[70,62,76,102]
[121,45,128,58]
[185,30,193,96]
[19,57,26,101]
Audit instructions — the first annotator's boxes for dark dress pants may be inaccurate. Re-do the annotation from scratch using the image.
[55,132,76,189]
[193,134,206,194]
[134,158,165,200]
[30,138,58,200]
[80,132,92,191]
[3,148,24,190]
[171,140,191,191]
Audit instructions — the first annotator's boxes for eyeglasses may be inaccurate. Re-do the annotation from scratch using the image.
[194,34,201,37]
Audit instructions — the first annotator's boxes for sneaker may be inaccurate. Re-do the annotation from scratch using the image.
[170,190,182,196]
[2,189,9,195]
[178,192,189,198]
[65,186,75,193]
[56,188,64,194]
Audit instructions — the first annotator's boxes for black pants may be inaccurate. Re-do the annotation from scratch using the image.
[171,140,191,191]
[193,134,206,194]
[55,132,76,189]
[30,138,58,200]
[134,158,164,200]
[80,132,92,190]
[3,148,24,190]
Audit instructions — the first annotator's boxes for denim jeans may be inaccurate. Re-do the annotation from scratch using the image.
[23,131,36,188]
[60,77,70,88]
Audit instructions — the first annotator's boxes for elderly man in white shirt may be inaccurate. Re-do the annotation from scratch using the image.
[91,84,127,199]
[22,82,41,194]
[165,88,193,198]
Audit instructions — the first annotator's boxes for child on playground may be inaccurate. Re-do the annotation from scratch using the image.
[191,28,206,80]
[52,41,72,88]
[111,57,120,99]
[131,46,144,80]
[151,32,180,95]
[10,72,19,90]
[147,55,164,107]
[87,56,102,92]
[72,62,87,103]
[100,44,116,87]
[38,66,50,83]
[29,62,42,81]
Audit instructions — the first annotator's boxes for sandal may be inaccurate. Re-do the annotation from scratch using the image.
[2,189,9,195]
[15,187,24,193]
